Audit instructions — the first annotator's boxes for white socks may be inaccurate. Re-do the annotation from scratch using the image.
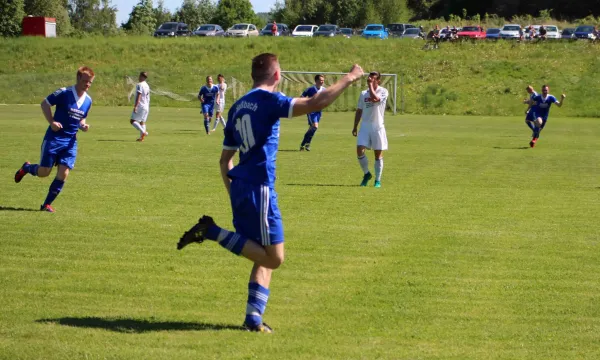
[358,155,369,174]
[375,158,383,181]
[132,121,143,133]
[212,116,226,131]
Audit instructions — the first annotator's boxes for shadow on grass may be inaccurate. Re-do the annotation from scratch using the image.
[278,149,299,152]
[285,183,356,187]
[0,206,39,212]
[96,139,128,142]
[36,317,245,333]
[493,146,529,150]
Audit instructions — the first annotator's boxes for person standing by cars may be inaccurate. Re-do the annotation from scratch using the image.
[271,21,278,36]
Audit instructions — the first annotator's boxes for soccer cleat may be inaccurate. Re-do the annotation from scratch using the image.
[40,204,55,213]
[14,162,30,183]
[529,137,537,148]
[243,322,273,333]
[360,172,373,187]
[304,145,311,152]
[137,132,148,142]
[374,180,381,188]
[177,215,215,250]
[299,145,305,151]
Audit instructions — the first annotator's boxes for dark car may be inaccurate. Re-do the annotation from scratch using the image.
[153,22,190,37]
[386,23,415,37]
[486,28,501,39]
[561,28,575,39]
[260,23,291,36]
[192,24,225,37]
[313,24,341,37]
[574,25,595,40]
[340,28,353,38]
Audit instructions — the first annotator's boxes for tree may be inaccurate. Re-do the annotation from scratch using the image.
[122,0,156,34]
[153,0,172,27]
[0,0,25,36]
[24,0,72,35]
[212,0,260,29]
[68,0,117,34]
[174,0,215,29]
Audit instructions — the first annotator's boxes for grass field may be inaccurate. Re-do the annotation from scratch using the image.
[1,106,599,359]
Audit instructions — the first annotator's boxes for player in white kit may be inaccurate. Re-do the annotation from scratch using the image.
[130,72,150,142]
[352,71,388,188]
[211,74,228,132]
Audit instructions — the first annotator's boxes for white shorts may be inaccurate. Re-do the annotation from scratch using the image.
[357,126,388,150]
[217,102,225,113]
[131,107,149,122]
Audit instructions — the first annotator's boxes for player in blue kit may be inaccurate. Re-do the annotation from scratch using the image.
[14,66,94,212]
[299,74,325,151]
[529,85,566,148]
[198,76,219,135]
[523,85,538,138]
[177,53,364,333]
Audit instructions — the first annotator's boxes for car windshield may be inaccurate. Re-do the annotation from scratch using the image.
[487,28,501,34]
[159,23,177,30]
[502,25,520,31]
[462,26,480,32]
[197,25,215,31]
[404,28,419,34]
[318,26,335,32]
[546,26,558,32]
[576,26,594,32]
[231,24,249,30]
[296,26,313,32]
[263,24,276,31]
[563,29,574,34]
[341,29,352,34]
[365,25,383,31]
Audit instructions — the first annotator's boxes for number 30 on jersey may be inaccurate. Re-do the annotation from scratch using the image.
[235,114,256,153]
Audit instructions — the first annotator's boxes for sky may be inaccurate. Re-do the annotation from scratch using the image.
[114,0,276,25]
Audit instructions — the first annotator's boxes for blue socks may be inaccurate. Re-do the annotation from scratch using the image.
[24,163,39,176]
[245,282,270,327]
[204,119,210,134]
[302,127,317,146]
[205,225,248,255]
[43,178,64,206]
[525,120,535,132]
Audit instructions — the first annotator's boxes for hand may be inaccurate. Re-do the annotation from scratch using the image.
[561,94,566,99]
[347,64,364,82]
[352,127,358,137]
[50,122,63,132]
[80,124,90,132]
[134,106,138,113]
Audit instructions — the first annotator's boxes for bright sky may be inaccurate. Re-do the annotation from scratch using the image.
[114,0,276,26]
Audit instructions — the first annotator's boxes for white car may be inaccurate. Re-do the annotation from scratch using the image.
[226,23,259,37]
[292,25,318,37]
[526,25,560,40]
[499,24,522,39]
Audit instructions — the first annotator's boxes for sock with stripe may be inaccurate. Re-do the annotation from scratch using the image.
[43,178,64,206]
[375,158,384,181]
[244,282,270,327]
[205,225,248,256]
[358,155,369,174]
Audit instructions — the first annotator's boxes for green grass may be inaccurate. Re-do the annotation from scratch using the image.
[1,36,600,116]
[1,106,599,359]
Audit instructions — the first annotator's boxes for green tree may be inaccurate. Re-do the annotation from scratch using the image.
[68,0,117,34]
[153,0,172,27]
[122,0,156,34]
[24,0,72,35]
[174,0,215,29]
[0,0,26,36]
[212,0,260,29]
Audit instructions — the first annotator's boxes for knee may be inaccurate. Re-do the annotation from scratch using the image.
[267,254,284,269]
[37,167,52,177]
[130,119,135,124]
[313,123,319,130]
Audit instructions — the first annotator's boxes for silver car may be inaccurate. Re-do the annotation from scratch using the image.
[400,28,423,39]
[193,24,225,37]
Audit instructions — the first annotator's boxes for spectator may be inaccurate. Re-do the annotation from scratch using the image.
[539,25,547,40]
[271,21,278,36]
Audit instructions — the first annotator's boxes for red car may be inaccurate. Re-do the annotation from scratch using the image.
[457,25,486,39]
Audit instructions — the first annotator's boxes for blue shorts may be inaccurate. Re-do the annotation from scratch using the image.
[202,104,214,117]
[230,179,284,246]
[40,137,77,169]
[525,111,536,121]
[307,112,321,126]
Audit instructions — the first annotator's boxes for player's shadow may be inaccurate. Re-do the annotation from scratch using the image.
[0,206,39,212]
[493,146,530,150]
[285,183,357,187]
[97,139,128,142]
[278,149,299,152]
[36,317,245,333]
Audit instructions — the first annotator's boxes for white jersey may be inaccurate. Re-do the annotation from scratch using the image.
[136,81,150,109]
[217,82,227,104]
[357,86,388,131]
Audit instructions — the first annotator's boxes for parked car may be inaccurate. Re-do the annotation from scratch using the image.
[457,25,486,39]
[543,25,560,39]
[226,23,259,37]
[400,28,422,39]
[499,24,522,39]
[362,24,388,39]
[561,28,575,39]
[260,23,290,36]
[292,25,318,37]
[340,28,354,38]
[574,25,596,40]
[485,28,501,39]
[386,23,415,37]
[192,24,225,37]
[313,24,341,37]
[153,22,191,37]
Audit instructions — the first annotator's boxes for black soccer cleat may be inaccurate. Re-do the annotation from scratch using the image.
[243,321,273,333]
[177,215,215,250]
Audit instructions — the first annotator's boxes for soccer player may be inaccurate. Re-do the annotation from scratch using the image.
[211,74,227,132]
[529,85,566,147]
[299,74,326,151]
[198,76,219,135]
[352,71,389,188]
[130,71,150,142]
[177,53,364,333]
[523,85,538,138]
[14,66,94,212]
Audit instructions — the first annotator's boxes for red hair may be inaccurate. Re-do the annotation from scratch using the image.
[77,66,95,79]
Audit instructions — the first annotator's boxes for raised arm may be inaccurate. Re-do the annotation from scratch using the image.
[556,94,566,107]
[291,65,363,117]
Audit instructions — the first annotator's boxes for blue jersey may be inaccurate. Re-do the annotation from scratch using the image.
[44,87,92,139]
[532,94,559,117]
[223,89,295,187]
[199,85,219,105]
[302,85,325,116]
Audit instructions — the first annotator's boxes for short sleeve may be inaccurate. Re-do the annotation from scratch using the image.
[357,93,365,110]
[46,87,67,106]
[552,95,559,103]
[301,89,308,97]
[379,89,389,102]
[136,84,142,93]
[198,87,204,96]
[223,113,239,150]
[272,92,295,119]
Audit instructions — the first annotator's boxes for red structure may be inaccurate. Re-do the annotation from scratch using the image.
[22,17,57,37]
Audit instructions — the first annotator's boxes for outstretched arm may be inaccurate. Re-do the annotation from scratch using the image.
[556,94,566,107]
[219,149,237,195]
